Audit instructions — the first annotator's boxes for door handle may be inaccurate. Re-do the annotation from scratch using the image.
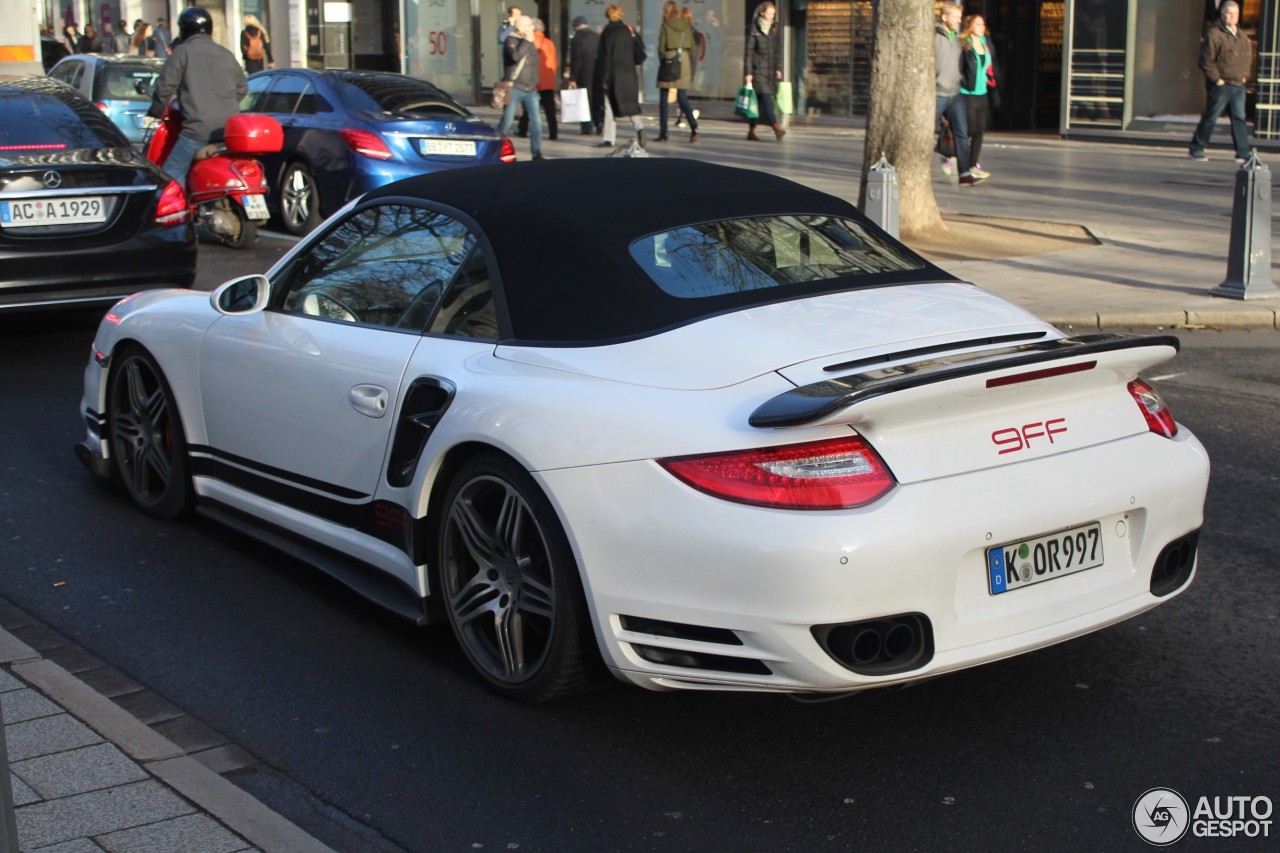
[349,384,388,418]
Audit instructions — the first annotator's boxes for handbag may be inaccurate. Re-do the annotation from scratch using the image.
[734,84,758,120]
[775,80,793,115]
[491,55,528,110]
[560,87,592,123]
[657,53,682,83]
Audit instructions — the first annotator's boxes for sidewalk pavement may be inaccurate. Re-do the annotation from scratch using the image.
[1,622,332,852]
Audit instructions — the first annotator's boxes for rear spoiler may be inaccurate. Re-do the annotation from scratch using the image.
[749,333,1180,428]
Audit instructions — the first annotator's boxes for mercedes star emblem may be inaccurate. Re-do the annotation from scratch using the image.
[42,171,62,189]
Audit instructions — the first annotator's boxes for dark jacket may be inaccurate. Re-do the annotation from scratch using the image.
[596,20,642,117]
[503,35,539,91]
[960,37,998,92]
[240,26,274,68]
[658,16,696,90]
[1199,20,1252,86]
[568,26,599,92]
[743,19,779,96]
[151,33,248,141]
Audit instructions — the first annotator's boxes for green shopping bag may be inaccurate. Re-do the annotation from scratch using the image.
[776,81,794,115]
[734,85,759,120]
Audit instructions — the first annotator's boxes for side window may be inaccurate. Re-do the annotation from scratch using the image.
[50,61,83,87]
[281,204,473,331]
[295,82,318,115]
[259,73,306,114]
[428,247,499,340]
[241,74,274,112]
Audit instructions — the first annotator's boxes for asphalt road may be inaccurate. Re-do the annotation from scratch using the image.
[1,259,1276,850]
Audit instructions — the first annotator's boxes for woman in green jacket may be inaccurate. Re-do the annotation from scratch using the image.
[655,1,699,143]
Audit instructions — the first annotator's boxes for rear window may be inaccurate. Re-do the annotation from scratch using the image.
[0,89,129,151]
[97,65,159,101]
[629,215,924,298]
[334,74,469,118]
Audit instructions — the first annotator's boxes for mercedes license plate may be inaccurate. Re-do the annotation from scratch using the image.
[240,193,270,221]
[986,521,1103,595]
[1,196,106,228]
[420,139,476,156]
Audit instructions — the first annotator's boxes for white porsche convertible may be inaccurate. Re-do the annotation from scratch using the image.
[77,159,1209,701]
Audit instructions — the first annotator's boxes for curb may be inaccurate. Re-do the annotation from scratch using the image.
[1,627,332,853]
[1046,307,1279,332]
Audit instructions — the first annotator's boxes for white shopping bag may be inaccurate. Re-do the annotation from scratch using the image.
[560,88,592,124]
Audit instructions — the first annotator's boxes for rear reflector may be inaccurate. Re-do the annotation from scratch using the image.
[659,436,897,510]
[154,180,188,226]
[986,360,1097,388]
[1128,379,1178,438]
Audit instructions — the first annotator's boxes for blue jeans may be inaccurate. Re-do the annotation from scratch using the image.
[163,133,206,189]
[935,93,972,176]
[659,90,698,136]
[498,88,542,157]
[1190,82,1250,159]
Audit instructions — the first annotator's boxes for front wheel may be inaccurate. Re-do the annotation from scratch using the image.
[438,454,599,701]
[279,162,320,235]
[106,347,192,519]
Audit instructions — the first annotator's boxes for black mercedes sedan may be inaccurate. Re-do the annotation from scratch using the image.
[0,75,195,313]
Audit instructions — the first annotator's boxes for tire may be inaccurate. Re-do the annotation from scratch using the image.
[106,347,192,519]
[280,162,320,236]
[222,199,258,249]
[438,453,599,701]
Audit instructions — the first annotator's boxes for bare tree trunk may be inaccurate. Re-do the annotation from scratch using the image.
[859,0,944,237]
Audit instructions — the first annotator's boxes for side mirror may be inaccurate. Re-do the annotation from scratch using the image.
[210,274,270,315]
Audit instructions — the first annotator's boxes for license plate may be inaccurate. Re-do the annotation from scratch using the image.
[240,193,270,221]
[419,139,476,157]
[986,521,1104,595]
[1,196,106,228]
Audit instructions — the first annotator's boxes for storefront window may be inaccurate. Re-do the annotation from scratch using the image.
[1065,0,1127,127]
[407,0,474,96]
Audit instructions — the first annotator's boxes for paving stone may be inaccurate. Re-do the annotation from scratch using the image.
[44,645,108,675]
[1,687,62,723]
[0,601,37,631]
[151,715,227,754]
[75,667,145,700]
[0,667,24,692]
[98,813,249,853]
[190,744,258,775]
[111,690,185,726]
[9,624,71,653]
[31,839,107,853]
[5,713,103,762]
[11,771,40,806]
[13,743,148,799]
[14,780,193,849]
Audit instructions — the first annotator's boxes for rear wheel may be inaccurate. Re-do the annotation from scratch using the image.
[280,162,320,235]
[438,453,598,701]
[106,347,192,519]
[222,199,258,249]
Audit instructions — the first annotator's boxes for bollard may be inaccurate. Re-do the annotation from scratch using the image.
[1211,152,1279,299]
[863,153,899,239]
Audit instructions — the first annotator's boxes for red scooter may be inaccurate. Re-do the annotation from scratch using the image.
[145,106,283,249]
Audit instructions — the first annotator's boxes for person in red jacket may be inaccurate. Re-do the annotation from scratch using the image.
[518,19,559,141]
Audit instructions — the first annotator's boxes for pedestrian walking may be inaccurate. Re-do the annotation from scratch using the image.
[112,19,132,54]
[674,6,701,130]
[498,6,521,44]
[496,15,544,160]
[1188,0,1253,162]
[595,4,646,149]
[78,24,102,54]
[935,2,982,186]
[566,17,600,135]
[153,18,172,57]
[132,21,151,56]
[240,15,274,73]
[655,0,699,143]
[61,25,80,55]
[960,14,997,181]
[518,19,558,141]
[742,1,783,141]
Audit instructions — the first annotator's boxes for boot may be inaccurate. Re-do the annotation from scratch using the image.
[689,131,699,144]
[747,127,760,141]
[773,124,786,141]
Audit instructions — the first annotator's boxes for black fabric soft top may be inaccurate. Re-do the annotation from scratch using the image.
[364,158,952,345]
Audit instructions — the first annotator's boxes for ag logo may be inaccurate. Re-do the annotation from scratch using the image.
[1133,788,1190,845]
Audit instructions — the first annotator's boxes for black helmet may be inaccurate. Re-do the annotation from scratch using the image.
[177,7,213,39]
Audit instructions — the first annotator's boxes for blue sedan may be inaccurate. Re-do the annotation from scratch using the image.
[242,69,513,235]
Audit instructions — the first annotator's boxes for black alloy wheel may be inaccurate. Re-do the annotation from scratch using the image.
[106,347,192,519]
[280,161,320,235]
[438,454,598,701]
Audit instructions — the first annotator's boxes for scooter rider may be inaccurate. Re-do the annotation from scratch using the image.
[148,7,247,188]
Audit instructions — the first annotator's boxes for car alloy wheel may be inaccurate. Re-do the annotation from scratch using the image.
[439,454,597,701]
[106,347,192,519]
[280,162,320,235]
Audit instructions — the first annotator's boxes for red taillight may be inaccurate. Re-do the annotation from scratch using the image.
[659,436,897,510]
[339,128,393,160]
[94,101,109,113]
[499,137,517,164]
[229,159,264,189]
[154,180,188,226]
[1128,379,1178,438]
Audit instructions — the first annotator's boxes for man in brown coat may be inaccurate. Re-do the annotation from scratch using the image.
[1189,0,1253,162]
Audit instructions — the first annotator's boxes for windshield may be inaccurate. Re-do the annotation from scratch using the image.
[0,89,129,151]
[334,74,470,118]
[629,215,924,298]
